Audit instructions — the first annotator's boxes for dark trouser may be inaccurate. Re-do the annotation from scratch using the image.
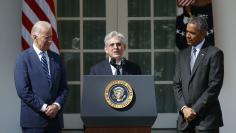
[178,128,219,133]
[22,121,61,133]
[22,127,61,133]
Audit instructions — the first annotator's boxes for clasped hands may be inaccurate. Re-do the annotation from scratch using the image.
[182,107,197,122]
[44,104,59,119]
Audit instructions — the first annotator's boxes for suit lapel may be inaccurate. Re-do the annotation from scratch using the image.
[104,60,113,75]
[190,42,208,78]
[122,67,128,75]
[122,63,129,75]
[29,48,44,73]
[182,47,191,83]
[48,51,55,84]
[186,47,192,77]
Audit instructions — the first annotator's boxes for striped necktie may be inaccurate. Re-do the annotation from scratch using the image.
[41,52,51,83]
[190,47,197,72]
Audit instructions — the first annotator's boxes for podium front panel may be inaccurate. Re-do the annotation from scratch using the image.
[81,75,157,126]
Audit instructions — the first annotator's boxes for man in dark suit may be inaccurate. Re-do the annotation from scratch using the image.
[173,17,224,133]
[90,31,141,75]
[14,21,68,133]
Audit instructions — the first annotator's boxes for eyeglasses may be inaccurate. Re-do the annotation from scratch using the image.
[107,43,122,48]
[38,34,52,41]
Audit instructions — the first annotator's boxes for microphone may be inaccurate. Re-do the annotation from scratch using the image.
[120,57,126,67]
[110,58,126,75]
[109,58,116,67]
[109,58,126,68]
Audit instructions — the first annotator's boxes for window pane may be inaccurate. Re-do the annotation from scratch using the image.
[64,85,80,113]
[57,0,80,17]
[84,53,106,75]
[154,20,176,49]
[154,0,176,16]
[58,21,80,49]
[128,0,150,17]
[128,53,151,75]
[154,52,175,81]
[83,21,106,49]
[61,53,80,81]
[155,84,177,113]
[83,0,105,17]
[128,21,151,49]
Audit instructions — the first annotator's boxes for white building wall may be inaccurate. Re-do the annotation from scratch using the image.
[0,0,22,133]
[213,0,236,133]
[0,0,235,132]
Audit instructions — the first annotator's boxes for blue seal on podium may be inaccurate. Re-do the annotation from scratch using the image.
[104,80,134,109]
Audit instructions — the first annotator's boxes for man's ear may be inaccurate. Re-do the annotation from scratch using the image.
[201,31,207,39]
[104,46,108,54]
[124,44,127,50]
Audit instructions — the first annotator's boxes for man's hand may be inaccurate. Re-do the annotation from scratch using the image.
[45,104,59,119]
[182,107,197,122]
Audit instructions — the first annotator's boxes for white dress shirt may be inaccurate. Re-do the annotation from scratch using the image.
[33,44,51,75]
[182,39,205,111]
[109,57,123,75]
[33,44,61,112]
[192,39,205,58]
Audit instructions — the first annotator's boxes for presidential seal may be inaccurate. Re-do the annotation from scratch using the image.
[104,80,133,109]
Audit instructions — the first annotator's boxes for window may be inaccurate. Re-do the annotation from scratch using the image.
[57,0,177,129]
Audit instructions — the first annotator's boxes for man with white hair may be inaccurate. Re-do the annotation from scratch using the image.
[90,31,141,75]
[14,21,68,133]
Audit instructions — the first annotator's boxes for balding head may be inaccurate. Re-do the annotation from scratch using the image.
[31,21,53,51]
[31,21,52,38]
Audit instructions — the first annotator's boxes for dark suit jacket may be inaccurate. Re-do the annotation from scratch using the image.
[173,41,224,130]
[14,48,68,128]
[89,59,141,75]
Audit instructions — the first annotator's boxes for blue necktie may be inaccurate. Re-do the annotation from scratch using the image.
[41,52,51,83]
[116,65,121,75]
[190,47,197,72]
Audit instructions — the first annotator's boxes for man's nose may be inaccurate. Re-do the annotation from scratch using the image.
[113,44,118,48]
[186,33,190,38]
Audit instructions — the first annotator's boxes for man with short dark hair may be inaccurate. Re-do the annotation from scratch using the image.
[173,17,224,133]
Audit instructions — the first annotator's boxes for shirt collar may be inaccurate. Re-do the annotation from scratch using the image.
[33,44,48,56]
[108,57,121,65]
[108,57,123,75]
[193,39,205,51]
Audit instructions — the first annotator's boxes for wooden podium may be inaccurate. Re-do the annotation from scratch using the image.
[81,75,157,133]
